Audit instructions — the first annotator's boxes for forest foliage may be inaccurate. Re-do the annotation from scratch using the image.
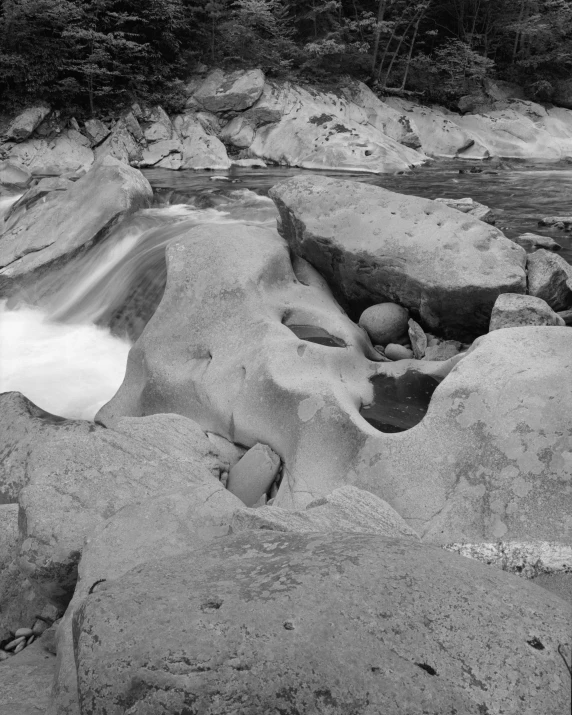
[0,0,571,115]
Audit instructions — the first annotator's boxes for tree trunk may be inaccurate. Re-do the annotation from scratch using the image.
[380,6,421,89]
[370,0,387,76]
[400,4,427,90]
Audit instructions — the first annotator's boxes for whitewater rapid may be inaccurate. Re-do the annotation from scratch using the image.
[0,190,276,420]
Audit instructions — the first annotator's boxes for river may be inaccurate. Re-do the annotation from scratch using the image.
[1,160,571,420]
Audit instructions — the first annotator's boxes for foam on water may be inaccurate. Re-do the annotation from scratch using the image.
[0,300,130,420]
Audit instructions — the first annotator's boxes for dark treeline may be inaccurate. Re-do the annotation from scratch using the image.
[0,0,570,116]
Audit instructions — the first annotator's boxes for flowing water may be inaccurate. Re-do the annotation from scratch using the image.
[1,159,571,420]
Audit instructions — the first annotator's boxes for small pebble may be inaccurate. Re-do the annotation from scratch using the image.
[5,636,25,651]
[0,650,10,661]
[14,640,26,654]
[27,635,35,646]
[15,627,33,638]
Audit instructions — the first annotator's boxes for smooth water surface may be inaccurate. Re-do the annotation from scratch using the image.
[2,159,571,419]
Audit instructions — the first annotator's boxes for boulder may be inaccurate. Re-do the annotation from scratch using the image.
[383,99,489,159]
[269,175,526,338]
[0,161,32,189]
[231,157,267,168]
[83,118,110,146]
[3,176,73,228]
[232,485,420,539]
[513,233,561,252]
[246,82,427,173]
[538,215,572,228]
[7,131,94,175]
[358,303,409,346]
[489,293,565,330]
[49,483,245,715]
[434,196,496,224]
[384,343,413,360]
[142,105,173,142]
[226,443,281,506]
[4,106,50,141]
[0,392,93,505]
[0,640,56,714]
[18,411,230,606]
[72,531,571,715]
[139,139,183,169]
[339,80,422,148]
[173,114,231,170]
[0,504,49,643]
[190,68,265,112]
[0,156,152,297]
[527,249,572,311]
[94,115,144,165]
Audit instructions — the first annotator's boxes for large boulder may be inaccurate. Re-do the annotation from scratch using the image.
[527,249,572,311]
[243,82,427,173]
[4,106,50,141]
[172,114,231,170]
[49,485,245,715]
[188,68,265,112]
[489,293,565,330]
[383,99,489,158]
[17,410,231,606]
[0,156,152,296]
[72,531,570,715]
[269,175,526,337]
[0,161,32,189]
[7,130,94,174]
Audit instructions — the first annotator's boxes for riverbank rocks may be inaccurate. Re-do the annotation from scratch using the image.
[0,161,32,189]
[527,248,572,311]
[72,531,570,715]
[172,114,231,170]
[6,130,94,175]
[4,106,51,141]
[0,156,152,297]
[243,82,427,173]
[489,293,565,330]
[270,174,526,338]
[358,302,409,346]
[17,410,232,606]
[188,68,265,112]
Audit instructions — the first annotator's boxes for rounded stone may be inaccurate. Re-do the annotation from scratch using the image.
[384,343,414,361]
[359,303,409,346]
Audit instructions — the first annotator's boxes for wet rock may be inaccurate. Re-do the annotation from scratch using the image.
[0,156,152,297]
[434,197,496,224]
[140,139,182,169]
[270,175,526,338]
[358,303,409,346]
[4,106,50,141]
[190,68,265,112]
[513,232,561,252]
[18,410,232,606]
[232,485,419,539]
[527,249,572,311]
[407,318,427,358]
[538,215,572,228]
[72,531,570,715]
[489,293,565,330]
[384,343,413,360]
[84,118,110,146]
[172,114,231,170]
[226,443,281,507]
[231,158,267,168]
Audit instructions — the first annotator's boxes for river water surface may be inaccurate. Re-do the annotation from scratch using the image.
[1,160,571,419]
